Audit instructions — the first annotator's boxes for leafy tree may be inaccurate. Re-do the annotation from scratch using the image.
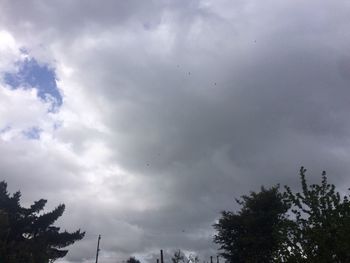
[126,256,141,263]
[0,181,85,263]
[172,250,185,263]
[283,167,350,262]
[171,250,199,263]
[213,186,289,263]
[187,253,199,263]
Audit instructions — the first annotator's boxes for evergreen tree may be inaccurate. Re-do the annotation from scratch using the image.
[0,181,85,263]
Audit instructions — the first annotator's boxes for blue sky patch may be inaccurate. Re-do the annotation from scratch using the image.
[22,126,42,140]
[4,58,63,108]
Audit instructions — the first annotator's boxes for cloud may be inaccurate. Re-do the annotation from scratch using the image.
[1,1,350,262]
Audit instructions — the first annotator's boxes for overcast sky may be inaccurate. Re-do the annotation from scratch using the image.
[1,0,350,262]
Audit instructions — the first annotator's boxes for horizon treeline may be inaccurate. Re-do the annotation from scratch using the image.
[2,167,350,262]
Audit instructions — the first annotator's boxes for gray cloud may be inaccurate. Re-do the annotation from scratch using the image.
[1,0,350,262]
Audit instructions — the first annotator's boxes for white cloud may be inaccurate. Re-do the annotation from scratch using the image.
[0,30,26,73]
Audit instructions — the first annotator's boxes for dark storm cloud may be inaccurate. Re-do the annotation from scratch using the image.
[1,1,350,262]
[0,0,207,42]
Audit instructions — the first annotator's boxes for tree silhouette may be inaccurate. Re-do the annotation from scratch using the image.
[171,250,199,263]
[213,186,289,263]
[172,250,185,263]
[0,181,85,263]
[283,167,350,262]
[214,167,350,262]
[126,256,141,263]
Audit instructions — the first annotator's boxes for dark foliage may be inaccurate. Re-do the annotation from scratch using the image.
[0,181,85,263]
[126,256,141,263]
[171,249,199,263]
[214,167,350,262]
[283,167,350,262]
[172,250,185,263]
[213,186,289,263]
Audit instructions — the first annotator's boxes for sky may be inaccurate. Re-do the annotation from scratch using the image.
[1,0,350,262]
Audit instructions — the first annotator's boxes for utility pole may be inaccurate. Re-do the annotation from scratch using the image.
[216,256,219,263]
[160,249,164,263]
[95,235,101,263]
